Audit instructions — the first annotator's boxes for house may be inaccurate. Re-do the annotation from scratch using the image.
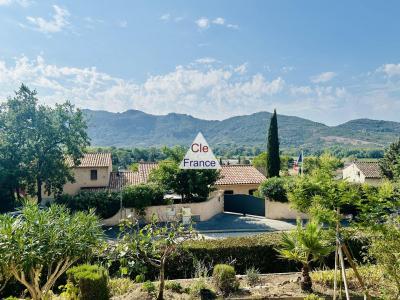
[215,165,266,195]
[109,162,266,195]
[342,161,383,185]
[47,153,266,199]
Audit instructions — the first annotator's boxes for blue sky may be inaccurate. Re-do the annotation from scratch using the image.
[1,0,400,125]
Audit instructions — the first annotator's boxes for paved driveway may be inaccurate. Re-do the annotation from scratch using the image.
[103,213,296,240]
[194,213,296,239]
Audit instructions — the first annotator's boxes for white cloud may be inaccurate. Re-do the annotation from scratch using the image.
[160,13,170,21]
[378,63,400,77]
[226,23,239,30]
[212,17,225,25]
[195,17,209,29]
[195,57,217,64]
[26,5,70,34]
[310,71,337,83]
[196,16,238,30]
[1,56,399,124]
[0,0,31,7]
[234,63,247,75]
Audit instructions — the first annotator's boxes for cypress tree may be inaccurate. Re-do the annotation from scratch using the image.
[266,109,280,177]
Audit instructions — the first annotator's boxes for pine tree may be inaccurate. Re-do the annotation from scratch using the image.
[266,109,280,177]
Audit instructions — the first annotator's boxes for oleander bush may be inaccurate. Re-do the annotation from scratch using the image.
[66,264,109,300]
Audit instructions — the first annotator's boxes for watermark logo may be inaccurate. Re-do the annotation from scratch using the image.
[179,132,221,169]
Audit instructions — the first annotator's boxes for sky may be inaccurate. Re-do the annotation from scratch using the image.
[1,0,400,125]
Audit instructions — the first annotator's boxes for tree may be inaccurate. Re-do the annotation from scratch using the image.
[266,109,280,177]
[117,217,194,300]
[0,85,90,203]
[380,138,400,181]
[277,219,334,292]
[149,147,220,202]
[0,203,104,300]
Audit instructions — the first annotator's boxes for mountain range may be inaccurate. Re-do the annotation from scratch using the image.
[83,109,400,150]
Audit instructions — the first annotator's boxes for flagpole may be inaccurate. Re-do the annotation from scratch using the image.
[301,150,304,176]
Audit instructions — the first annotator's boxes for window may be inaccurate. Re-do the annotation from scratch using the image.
[224,190,234,195]
[90,169,98,180]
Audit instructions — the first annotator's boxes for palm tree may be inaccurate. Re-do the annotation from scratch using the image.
[277,219,334,292]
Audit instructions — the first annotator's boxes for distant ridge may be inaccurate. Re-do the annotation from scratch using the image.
[83,109,400,150]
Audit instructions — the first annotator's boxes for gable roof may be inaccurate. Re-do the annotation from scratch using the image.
[216,165,266,185]
[354,161,382,178]
[67,153,112,168]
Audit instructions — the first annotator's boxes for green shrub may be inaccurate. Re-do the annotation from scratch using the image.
[122,184,165,214]
[246,267,260,287]
[135,274,145,283]
[303,294,324,300]
[56,190,120,218]
[212,264,239,296]
[164,281,182,293]
[160,229,367,280]
[67,264,109,300]
[141,280,156,296]
[189,277,209,297]
[108,278,135,297]
[259,177,290,202]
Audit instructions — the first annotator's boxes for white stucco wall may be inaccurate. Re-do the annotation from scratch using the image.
[265,199,308,220]
[102,190,224,226]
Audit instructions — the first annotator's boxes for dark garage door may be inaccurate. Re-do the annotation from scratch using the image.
[224,194,265,217]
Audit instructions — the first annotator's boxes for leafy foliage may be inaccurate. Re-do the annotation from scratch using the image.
[55,190,120,219]
[0,204,104,300]
[380,138,400,181]
[117,217,194,300]
[66,264,109,300]
[149,147,220,202]
[0,84,90,203]
[122,183,165,214]
[259,177,291,202]
[277,219,334,292]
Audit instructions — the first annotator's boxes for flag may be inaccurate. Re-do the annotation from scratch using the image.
[297,152,303,164]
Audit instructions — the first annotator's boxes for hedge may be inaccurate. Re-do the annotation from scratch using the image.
[55,190,120,219]
[155,229,368,280]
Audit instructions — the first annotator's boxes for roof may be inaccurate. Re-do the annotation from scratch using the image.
[138,162,158,182]
[109,171,142,190]
[67,153,112,168]
[354,161,382,179]
[106,162,266,191]
[216,165,266,185]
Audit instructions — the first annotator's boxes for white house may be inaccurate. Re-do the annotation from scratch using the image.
[342,161,383,185]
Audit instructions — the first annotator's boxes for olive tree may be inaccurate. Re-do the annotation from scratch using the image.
[0,203,104,300]
[117,216,194,300]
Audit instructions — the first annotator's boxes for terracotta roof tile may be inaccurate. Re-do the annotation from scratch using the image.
[108,171,142,191]
[67,153,112,168]
[216,165,266,185]
[354,162,382,178]
[138,162,158,182]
